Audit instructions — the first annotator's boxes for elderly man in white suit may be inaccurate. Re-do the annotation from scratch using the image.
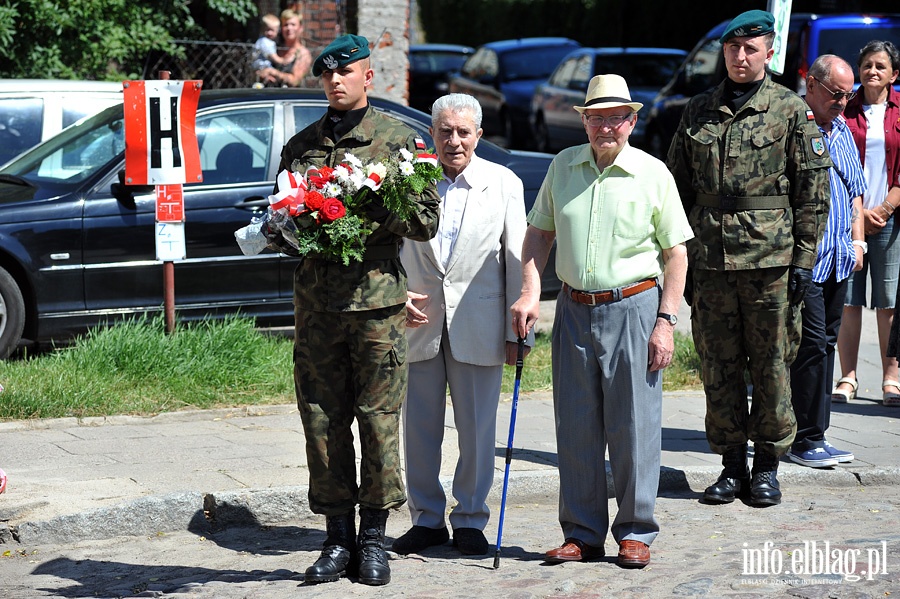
[394,93,534,556]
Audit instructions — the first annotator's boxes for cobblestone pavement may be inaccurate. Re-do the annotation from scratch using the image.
[2,485,898,598]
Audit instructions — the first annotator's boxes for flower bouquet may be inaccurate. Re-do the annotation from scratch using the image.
[236,148,441,265]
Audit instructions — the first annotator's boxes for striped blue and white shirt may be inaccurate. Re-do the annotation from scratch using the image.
[811,115,867,284]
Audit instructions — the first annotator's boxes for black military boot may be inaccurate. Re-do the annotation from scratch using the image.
[750,445,782,506]
[304,510,356,583]
[703,444,751,504]
[357,508,391,586]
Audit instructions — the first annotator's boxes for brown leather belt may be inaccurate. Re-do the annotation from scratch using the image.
[564,279,657,306]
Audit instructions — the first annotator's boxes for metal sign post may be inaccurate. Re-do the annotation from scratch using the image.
[122,71,202,334]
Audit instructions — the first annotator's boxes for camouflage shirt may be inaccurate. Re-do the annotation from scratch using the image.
[666,76,832,271]
[274,105,440,312]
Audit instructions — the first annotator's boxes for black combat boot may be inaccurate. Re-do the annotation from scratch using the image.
[357,508,391,586]
[703,444,751,504]
[304,510,356,583]
[750,445,782,506]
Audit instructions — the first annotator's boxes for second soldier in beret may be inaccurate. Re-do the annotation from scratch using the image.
[265,34,440,586]
[667,10,832,507]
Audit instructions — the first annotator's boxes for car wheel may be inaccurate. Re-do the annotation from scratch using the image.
[534,114,551,153]
[0,266,25,360]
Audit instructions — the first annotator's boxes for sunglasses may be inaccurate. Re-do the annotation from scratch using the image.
[812,76,857,102]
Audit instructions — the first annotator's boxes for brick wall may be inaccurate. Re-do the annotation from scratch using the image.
[357,0,409,104]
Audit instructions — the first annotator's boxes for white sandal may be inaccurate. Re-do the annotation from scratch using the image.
[832,377,857,403]
[883,380,900,407]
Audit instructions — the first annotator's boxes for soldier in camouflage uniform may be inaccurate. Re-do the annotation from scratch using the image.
[266,35,440,586]
[666,10,832,507]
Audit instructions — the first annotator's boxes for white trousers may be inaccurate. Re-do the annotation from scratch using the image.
[402,329,503,531]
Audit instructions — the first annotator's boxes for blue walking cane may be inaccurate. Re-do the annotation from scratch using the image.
[493,337,525,569]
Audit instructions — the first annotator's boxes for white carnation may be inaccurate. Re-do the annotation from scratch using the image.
[399,148,414,161]
[343,152,363,168]
[366,162,387,179]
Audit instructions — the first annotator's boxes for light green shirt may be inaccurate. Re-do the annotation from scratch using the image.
[528,143,693,290]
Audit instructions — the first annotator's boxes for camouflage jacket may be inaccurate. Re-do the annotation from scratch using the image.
[666,76,832,271]
[273,105,440,312]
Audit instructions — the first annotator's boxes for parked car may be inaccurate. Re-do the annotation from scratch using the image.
[644,12,900,158]
[0,88,558,358]
[0,79,122,166]
[408,43,474,113]
[529,47,688,153]
[449,37,581,148]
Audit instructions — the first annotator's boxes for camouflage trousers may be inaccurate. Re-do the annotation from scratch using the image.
[293,304,408,516]
[691,268,799,457]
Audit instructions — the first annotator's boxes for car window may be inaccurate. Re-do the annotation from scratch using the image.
[549,56,578,88]
[0,97,43,165]
[481,50,499,79]
[292,105,326,133]
[684,38,723,94]
[594,54,686,88]
[570,55,593,92]
[501,45,578,82]
[818,25,900,79]
[195,106,272,186]
[461,49,487,79]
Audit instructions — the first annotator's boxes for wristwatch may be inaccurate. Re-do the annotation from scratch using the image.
[852,240,868,254]
[657,312,677,325]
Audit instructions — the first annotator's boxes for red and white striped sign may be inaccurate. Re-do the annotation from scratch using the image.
[123,80,202,185]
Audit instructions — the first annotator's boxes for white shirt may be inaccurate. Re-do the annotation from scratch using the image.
[436,169,471,269]
[863,102,889,209]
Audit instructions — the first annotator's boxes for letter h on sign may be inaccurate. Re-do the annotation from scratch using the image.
[123,79,202,186]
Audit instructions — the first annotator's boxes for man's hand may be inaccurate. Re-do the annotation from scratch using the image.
[648,320,675,372]
[788,267,813,305]
[405,291,429,328]
[510,296,539,340]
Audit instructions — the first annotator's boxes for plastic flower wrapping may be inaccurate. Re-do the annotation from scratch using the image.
[235,149,441,265]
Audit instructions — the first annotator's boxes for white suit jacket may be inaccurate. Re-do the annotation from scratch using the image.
[401,154,534,366]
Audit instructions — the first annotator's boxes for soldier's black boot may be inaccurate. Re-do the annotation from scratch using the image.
[357,508,391,586]
[304,510,356,583]
[750,445,782,506]
[703,444,751,504]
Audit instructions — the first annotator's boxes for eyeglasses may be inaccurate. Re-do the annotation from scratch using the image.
[582,113,634,128]
[812,76,857,102]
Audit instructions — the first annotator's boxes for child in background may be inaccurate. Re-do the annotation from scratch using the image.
[252,14,289,70]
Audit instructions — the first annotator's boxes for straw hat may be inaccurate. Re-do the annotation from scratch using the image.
[573,74,643,113]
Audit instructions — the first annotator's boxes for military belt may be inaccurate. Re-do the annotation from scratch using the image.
[695,193,790,210]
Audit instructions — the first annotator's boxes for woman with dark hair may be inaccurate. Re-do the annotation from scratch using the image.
[835,40,900,406]
[255,9,312,87]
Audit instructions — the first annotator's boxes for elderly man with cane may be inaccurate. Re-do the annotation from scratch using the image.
[395,93,532,557]
[512,74,692,569]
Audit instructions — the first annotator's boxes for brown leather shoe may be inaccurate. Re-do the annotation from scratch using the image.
[544,538,605,563]
[617,540,650,568]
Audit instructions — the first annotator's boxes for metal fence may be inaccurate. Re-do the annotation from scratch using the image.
[142,40,323,89]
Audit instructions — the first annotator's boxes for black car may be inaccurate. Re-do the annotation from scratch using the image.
[449,37,581,149]
[529,47,687,153]
[409,44,474,113]
[0,88,557,358]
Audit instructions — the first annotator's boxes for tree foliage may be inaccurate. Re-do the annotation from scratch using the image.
[0,0,255,80]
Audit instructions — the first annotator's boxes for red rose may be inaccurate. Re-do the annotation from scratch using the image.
[318,197,346,222]
[305,191,325,212]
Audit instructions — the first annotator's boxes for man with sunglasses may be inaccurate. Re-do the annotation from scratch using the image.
[512,74,692,569]
[789,55,866,468]
[667,10,833,507]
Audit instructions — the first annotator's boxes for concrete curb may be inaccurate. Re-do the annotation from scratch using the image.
[9,466,900,545]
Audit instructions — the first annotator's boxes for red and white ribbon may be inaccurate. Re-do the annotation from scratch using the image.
[416,153,439,167]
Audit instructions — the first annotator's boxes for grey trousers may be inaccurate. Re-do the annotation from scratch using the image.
[552,286,661,548]
[402,329,503,531]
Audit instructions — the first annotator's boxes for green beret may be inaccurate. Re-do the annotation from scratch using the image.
[720,9,775,43]
[312,34,371,76]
